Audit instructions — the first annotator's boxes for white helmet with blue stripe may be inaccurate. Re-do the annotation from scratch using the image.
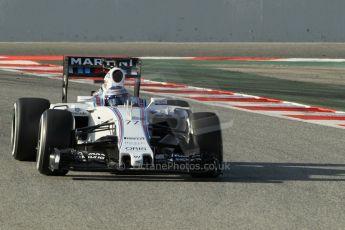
[102,67,126,91]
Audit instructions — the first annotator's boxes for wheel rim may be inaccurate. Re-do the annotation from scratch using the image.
[11,104,16,156]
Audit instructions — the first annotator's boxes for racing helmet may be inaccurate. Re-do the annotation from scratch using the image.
[104,86,129,106]
[102,68,126,91]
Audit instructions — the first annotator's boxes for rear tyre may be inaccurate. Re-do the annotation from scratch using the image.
[190,112,223,178]
[37,110,73,176]
[11,98,50,161]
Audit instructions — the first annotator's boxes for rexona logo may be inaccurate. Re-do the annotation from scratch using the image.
[125,147,147,151]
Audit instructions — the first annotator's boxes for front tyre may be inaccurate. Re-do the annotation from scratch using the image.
[37,110,73,176]
[11,98,50,161]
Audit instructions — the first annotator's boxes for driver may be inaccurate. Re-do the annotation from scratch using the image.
[104,86,129,106]
[92,67,145,107]
[92,68,129,106]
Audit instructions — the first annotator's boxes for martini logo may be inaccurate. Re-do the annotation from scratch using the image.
[69,57,136,67]
[70,57,103,66]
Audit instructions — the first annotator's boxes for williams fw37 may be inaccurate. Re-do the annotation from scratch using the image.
[11,56,223,177]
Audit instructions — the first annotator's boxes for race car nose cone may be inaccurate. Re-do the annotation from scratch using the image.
[131,154,143,167]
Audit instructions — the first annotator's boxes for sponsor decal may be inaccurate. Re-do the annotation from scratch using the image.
[88,152,106,160]
[70,57,103,66]
[124,137,145,140]
[69,57,135,67]
[125,147,147,151]
[74,151,106,161]
[118,60,133,67]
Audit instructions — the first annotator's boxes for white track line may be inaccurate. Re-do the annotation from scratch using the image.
[272,58,345,62]
[0,60,40,65]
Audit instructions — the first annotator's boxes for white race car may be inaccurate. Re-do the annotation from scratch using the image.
[11,56,223,177]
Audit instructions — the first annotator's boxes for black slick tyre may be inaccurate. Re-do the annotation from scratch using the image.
[37,109,73,176]
[11,98,50,161]
[190,112,223,178]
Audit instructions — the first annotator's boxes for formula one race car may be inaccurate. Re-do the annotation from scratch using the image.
[11,56,223,177]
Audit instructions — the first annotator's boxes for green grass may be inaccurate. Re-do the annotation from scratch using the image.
[142,60,345,111]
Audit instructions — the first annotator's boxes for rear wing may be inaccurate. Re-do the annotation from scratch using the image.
[62,56,142,103]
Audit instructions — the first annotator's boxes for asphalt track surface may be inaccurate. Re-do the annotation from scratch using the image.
[1,44,345,229]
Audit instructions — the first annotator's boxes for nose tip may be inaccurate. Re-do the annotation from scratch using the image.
[129,154,153,167]
[131,155,143,167]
